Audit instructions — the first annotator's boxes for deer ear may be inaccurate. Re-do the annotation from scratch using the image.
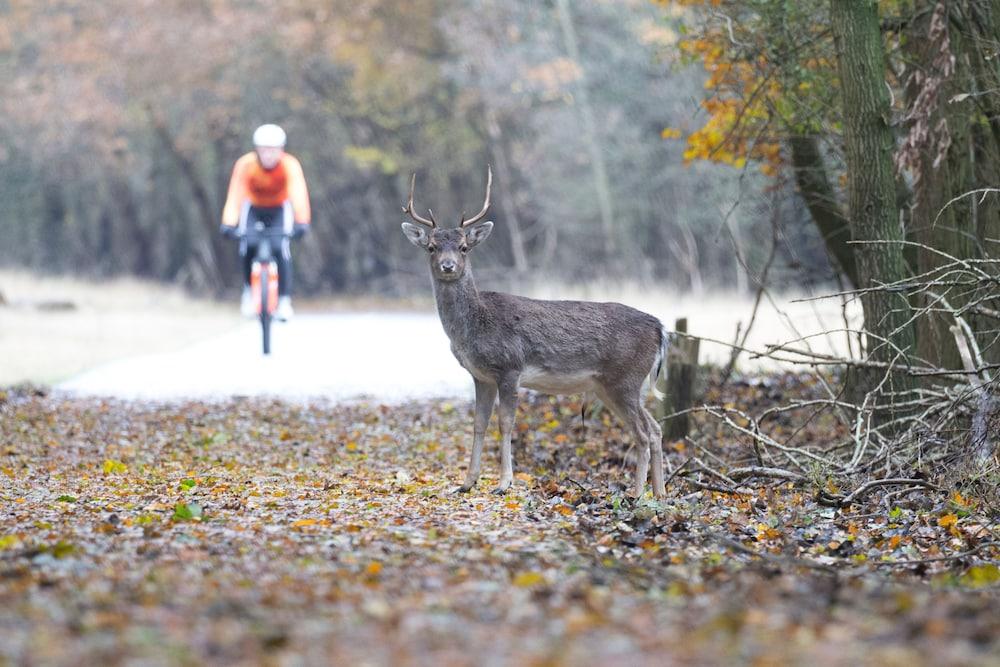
[401,222,430,248]
[465,221,493,248]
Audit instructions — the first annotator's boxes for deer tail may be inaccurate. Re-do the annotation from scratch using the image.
[649,323,673,401]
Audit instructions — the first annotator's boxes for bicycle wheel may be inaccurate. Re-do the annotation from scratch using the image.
[260,267,272,355]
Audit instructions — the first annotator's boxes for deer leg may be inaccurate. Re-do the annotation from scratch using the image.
[630,410,652,499]
[455,379,497,493]
[596,387,650,498]
[492,374,519,495]
[642,409,666,498]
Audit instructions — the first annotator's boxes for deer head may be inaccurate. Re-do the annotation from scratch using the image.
[401,167,494,281]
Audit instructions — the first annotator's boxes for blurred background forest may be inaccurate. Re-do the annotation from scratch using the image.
[0,0,832,297]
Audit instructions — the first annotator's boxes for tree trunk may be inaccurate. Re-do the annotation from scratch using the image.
[831,0,918,402]
[555,0,617,259]
[788,135,858,287]
[963,0,1000,366]
[899,2,975,372]
[148,109,226,291]
[485,108,529,273]
[41,181,67,272]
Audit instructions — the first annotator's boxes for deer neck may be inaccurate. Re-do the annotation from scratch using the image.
[432,267,482,342]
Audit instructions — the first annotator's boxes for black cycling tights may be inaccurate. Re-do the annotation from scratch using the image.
[241,206,292,297]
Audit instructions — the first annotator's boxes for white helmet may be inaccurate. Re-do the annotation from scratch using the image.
[253,124,286,148]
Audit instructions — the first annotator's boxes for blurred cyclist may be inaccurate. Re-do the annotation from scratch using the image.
[220,124,310,320]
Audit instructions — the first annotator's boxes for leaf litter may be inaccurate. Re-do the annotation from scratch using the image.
[0,379,997,665]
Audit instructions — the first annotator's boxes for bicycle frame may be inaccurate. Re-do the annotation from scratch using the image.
[250,261,279,315]
[241,222,290,354]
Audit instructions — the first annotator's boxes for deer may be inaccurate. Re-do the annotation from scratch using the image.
[400,167,674,499]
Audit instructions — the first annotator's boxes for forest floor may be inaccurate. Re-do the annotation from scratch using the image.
[1,378,998,666]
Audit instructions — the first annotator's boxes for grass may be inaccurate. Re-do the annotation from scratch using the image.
[0,270,239,385]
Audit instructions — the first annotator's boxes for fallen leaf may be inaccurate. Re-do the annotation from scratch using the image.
[512,571,545,588]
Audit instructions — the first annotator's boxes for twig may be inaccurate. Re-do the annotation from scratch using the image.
[663,456,693,489]
[700,530,837,573]
[819,478,944,508]
[932,188,1000,227]
[727,466,807,483]
[872,540,999,568]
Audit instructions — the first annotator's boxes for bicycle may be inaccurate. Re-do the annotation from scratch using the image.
[240,221,290,355]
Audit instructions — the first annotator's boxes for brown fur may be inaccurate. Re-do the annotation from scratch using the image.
[402,212,669,498]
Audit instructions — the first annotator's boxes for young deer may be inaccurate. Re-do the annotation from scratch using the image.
[401,168,673,498]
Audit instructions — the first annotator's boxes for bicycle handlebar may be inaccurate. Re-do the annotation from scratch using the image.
[234,228,292,240]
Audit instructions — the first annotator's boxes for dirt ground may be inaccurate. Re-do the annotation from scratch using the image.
[1,382,997,666]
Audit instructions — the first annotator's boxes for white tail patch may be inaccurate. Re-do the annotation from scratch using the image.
[648,324,673,401]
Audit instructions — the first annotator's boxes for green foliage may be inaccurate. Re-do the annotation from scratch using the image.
[102,459,128,475]
[961,564,1000,588]
[172,502,203,522]
[342,146,398,174]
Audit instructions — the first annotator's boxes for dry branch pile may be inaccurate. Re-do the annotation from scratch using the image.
[670,246,1000,512]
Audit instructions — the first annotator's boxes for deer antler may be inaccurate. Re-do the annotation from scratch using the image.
[403,173,436,228]
[460,166,492,228]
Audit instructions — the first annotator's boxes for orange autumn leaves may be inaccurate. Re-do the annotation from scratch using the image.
[655,0,820,178]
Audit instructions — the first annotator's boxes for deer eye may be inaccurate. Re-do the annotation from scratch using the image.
[460,245,469,254]
[427,245,436,254]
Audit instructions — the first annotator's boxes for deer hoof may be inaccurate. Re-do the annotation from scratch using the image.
[452,484,474,494]
[490,485,510,496]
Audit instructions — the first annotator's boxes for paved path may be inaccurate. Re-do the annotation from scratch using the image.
[58,313,473,401]
[58,296,859,402]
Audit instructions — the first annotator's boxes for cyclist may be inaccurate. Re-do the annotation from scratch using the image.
[220,124,311,320]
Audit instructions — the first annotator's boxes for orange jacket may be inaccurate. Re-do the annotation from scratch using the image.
[221,152,311,228]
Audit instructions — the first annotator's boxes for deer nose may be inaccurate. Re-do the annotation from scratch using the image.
[440,261,457,273]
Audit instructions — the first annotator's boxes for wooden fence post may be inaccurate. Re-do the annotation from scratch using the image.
[656,317,700,442]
